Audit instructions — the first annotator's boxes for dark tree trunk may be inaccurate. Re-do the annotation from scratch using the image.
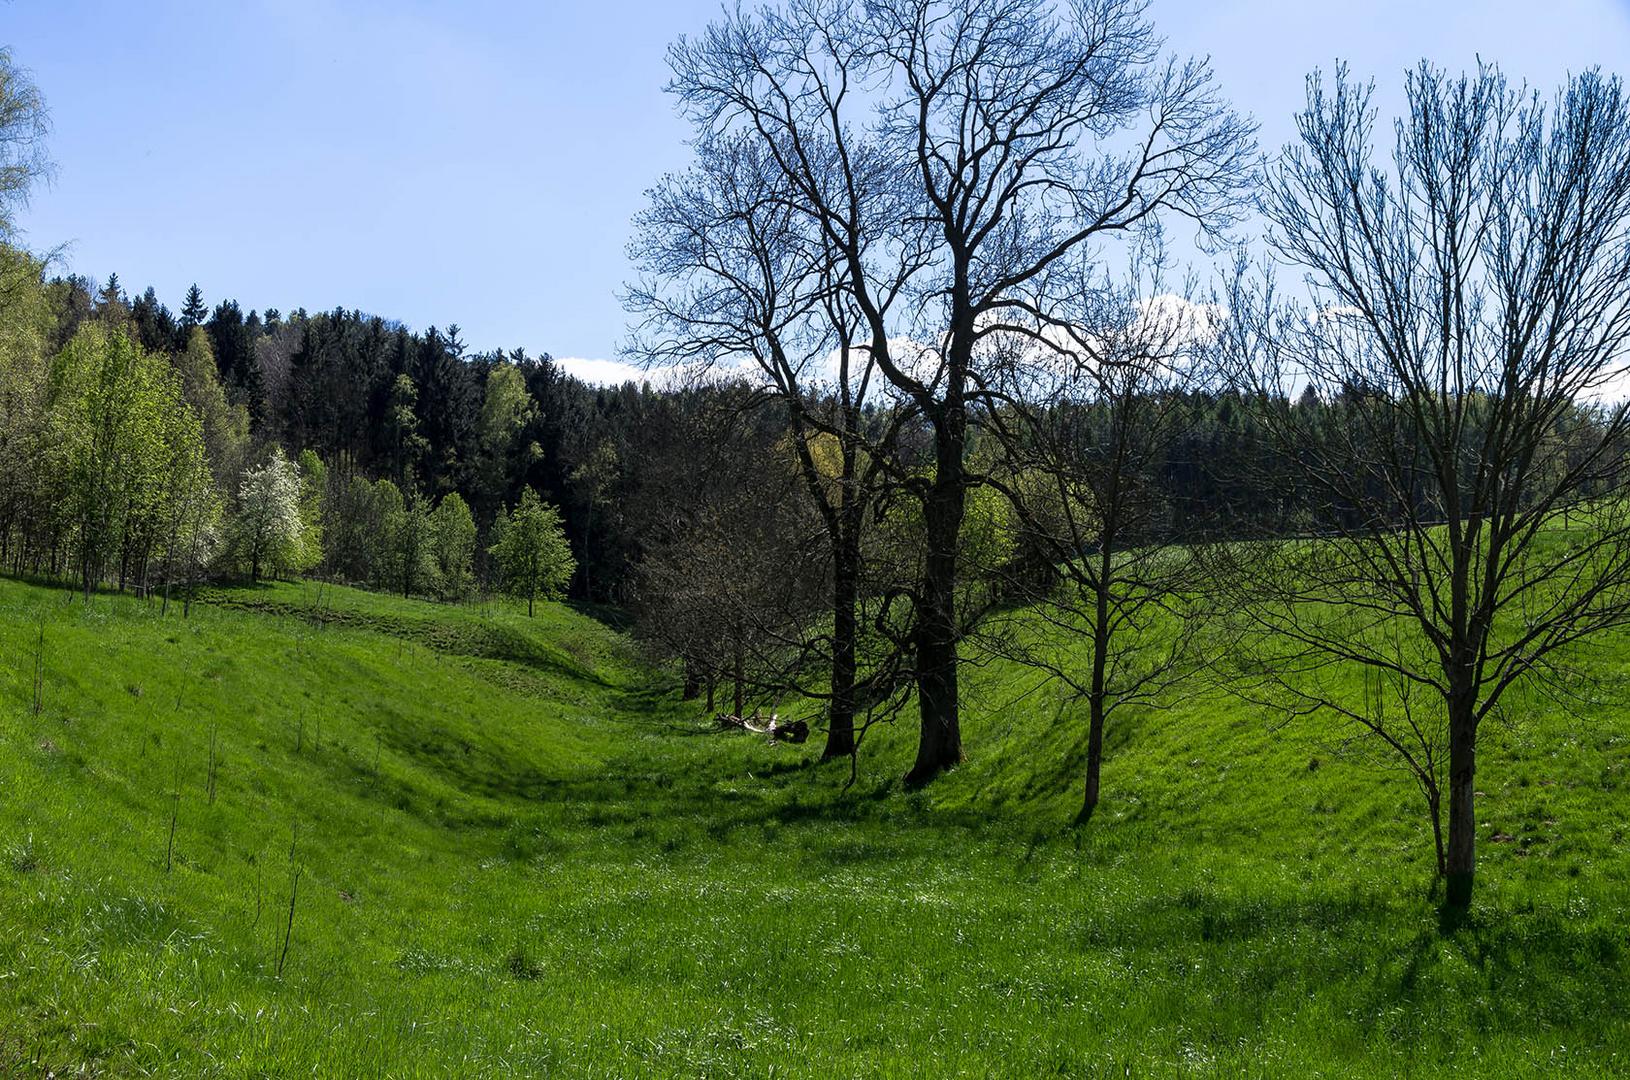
[161,541,173,617]
[582,500,594,603]
[1080,697,1107,824]
[682,658,701,701]
[732,632,746,720]
[1079,547,1115,822]
[905,418,966,786]
[1444,704,1478,908]
[823,520,860,761]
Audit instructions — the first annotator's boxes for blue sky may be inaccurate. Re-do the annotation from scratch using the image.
[8,0,1630,382]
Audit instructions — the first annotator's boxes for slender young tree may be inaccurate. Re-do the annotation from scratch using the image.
[156,401,218,616]
[430,492,477,601]
[987,271,1217,821]
[383,489,437,599]
[1217,63,1630,908]
[173,326,250,490]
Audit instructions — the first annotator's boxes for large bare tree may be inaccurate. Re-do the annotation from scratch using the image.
[628,131,909,760]
[1218,63,1630,908]
[667,0,1253,783]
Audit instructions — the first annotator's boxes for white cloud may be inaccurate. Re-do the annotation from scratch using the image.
[1133,294,1225,346]
[554,357,667,386]
[811,336,943,394]
[967,292,1224,380]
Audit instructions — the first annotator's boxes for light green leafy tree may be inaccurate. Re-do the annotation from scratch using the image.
[174,326,249,489]
[156,396,219,614]
[369,479,405,591]
[47,324,182,597]
[380,483,437,598]
[294,449,326,573]
[0,243,55,570]
[488,487,574,617]
[430,491,476,601]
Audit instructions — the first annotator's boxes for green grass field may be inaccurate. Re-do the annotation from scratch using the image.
[1,574,1627,1077]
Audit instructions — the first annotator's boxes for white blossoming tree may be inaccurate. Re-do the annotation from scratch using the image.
[227,447,309,582]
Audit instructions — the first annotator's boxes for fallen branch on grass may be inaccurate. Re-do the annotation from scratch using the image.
[715,713,809,744]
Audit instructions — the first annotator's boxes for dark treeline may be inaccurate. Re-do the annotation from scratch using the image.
[29,269,1418,597]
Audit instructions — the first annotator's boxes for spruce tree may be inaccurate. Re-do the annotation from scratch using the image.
[180,283,207,329]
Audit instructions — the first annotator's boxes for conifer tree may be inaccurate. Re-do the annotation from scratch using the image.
[179,284,206,330]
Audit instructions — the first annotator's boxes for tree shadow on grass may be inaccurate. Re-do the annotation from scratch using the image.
[1086,883,1630,1043]
[564,599,633,633]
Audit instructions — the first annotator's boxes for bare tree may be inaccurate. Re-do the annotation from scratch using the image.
[1217,63,1630,908]
[631,388,829,722]
[986,265,1217,821]
[628,131,911,760]
[668,0,1254,783]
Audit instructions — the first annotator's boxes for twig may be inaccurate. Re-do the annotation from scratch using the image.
[276,824,300,977]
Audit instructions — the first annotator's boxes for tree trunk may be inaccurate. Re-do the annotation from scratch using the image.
[681,658,701,701]
[582,500,594,603]
[732,631,746,720]
[905,424,966,786]
[1444,708,1478,908]
[1427,785,1446,884]
[1079,549,1114,822]
[823,525,859,761]
[1080,696,1107,824]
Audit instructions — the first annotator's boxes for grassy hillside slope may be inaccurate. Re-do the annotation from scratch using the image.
[0,575,1627,1077]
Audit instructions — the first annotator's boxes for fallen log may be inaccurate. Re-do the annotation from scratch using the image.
[715,713,809,743]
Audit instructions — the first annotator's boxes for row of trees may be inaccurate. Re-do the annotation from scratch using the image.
[0,264,577,614]
[625,0,1630,912]
[51,281,687,605]
[0,48,581,612]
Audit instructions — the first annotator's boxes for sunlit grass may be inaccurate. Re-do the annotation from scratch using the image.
[0,574,1626,1076]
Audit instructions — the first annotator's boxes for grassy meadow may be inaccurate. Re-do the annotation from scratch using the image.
[0,573,1627,1077]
